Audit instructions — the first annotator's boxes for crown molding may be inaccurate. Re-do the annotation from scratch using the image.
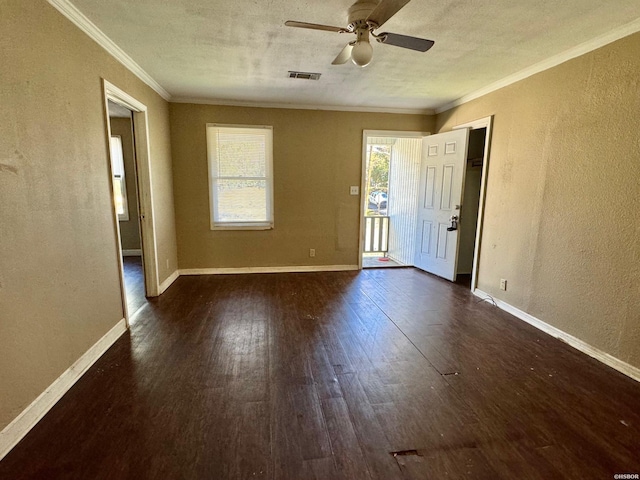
[435,16,640,114]
[46,0,171,101]
[48,0,640,117]
[170,96,435,116]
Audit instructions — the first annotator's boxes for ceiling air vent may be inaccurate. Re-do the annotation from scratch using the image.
[288,71,321,80]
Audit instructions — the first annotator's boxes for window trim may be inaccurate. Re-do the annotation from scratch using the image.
[109,135,130,221]
[206,123,274,230]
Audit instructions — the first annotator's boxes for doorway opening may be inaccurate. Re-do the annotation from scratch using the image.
[454,128,486,289]
[414,120,492,287]
[453,116,493,291]
[103,80,161,327]
[107,100,147,317]
[360,131,427,269]
[359,118,492,291]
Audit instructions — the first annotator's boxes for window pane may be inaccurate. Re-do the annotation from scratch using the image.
[216,132,266,177]
[215,179,267,222]
[113,178,125,215]
[110,136,125,177]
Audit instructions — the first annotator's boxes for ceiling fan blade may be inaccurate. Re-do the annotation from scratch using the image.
[285,21,346,33]
[332,43,354,65]
[366,0,412,28]
[376,32,435,52]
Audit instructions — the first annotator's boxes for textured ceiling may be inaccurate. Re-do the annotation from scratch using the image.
[72,0,640,111]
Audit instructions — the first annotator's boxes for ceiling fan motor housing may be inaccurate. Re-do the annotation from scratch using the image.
[347,0,378,30]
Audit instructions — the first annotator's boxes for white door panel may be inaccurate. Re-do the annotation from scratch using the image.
[414,129,469,281]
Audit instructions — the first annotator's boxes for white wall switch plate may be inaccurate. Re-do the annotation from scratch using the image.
[350,186,359,195]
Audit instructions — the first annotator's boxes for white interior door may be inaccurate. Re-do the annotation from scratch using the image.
[414,129,470,281]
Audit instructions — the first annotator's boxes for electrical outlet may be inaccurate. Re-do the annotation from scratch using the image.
[166,259,170,269]
[350,186,359,195]
[309,248,316,258]
[500,279,507,291]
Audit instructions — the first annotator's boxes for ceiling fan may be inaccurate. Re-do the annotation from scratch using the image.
[285,0,434,68]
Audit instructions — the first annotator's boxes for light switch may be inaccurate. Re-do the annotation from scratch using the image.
[350,186,359,195]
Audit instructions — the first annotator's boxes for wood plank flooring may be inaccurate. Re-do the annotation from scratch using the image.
[122,256,147,316]
[2,268,639,479]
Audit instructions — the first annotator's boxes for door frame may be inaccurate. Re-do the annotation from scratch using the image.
[359,130,430,270]
[102,79,161,326]
[453,116,493,292]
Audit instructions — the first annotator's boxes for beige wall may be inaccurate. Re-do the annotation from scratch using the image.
[111,117,141,251]
[0,1,178,430]
[437,32,640,369]
[170,104,434,269]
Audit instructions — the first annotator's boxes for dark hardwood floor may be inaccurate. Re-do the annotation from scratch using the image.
[455,273,472,289]
[2,268,639,479]
[122,255,147,316]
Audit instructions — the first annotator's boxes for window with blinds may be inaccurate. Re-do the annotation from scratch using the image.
[206,124,274,229]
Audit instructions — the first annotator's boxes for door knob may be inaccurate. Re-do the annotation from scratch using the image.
[447,215,458,231]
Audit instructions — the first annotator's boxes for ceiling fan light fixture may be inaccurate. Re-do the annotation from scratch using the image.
[350,24,373,67]
[351,40,373,67]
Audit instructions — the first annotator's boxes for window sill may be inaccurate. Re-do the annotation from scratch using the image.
[210,224,273,231]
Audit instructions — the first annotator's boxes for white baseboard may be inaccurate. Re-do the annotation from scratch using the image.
[158,270,179,294]
[122,249,142,257]
[161,265,359,292]
[473,289,640,383]
[179,265,359,276]
[0,318,128,461]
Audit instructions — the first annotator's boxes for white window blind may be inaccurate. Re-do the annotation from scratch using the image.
[109,135,129,221]
[206,124,274,229]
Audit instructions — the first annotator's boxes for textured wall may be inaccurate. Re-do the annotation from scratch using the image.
[0,1,177,429]
[437,32,640,369]
[111,117,141,250]
[170,104,434,269]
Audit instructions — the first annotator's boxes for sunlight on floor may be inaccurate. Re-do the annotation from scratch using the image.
[362,255,404,268]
